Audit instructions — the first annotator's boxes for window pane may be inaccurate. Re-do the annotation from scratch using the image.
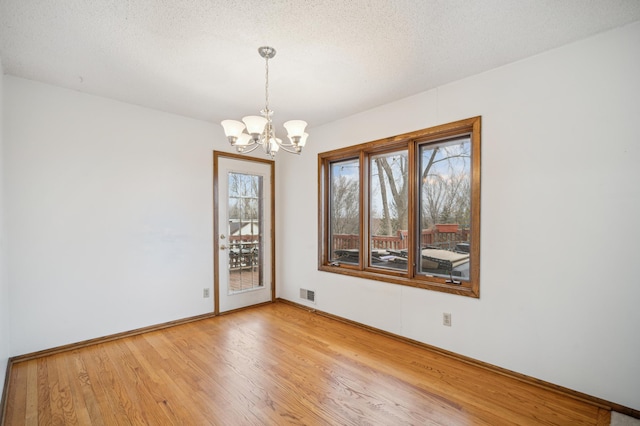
[370,150,409,271]
[418,137,471,281]
[329,158,360,265]
[228,172,263,292]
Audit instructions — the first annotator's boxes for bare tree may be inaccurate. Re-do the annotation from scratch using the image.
[372,153,408,236]
[228,173,261,234]
[370,139,470,236]
[331,175,359,235]
[421,172,470,228]
[420,141,471,229]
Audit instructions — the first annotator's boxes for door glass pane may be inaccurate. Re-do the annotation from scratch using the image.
[370,150,409,271]
[418,136,471,281]
[329,158,360,265]
[228,172,263,293]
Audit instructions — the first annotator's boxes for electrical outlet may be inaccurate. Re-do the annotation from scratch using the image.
[443,312,452,327]
[203,288,210,298]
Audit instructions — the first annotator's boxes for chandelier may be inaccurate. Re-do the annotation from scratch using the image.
[221,46,308,158]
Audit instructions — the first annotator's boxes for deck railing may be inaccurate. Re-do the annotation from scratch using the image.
[228,236,260,270]
[333,225,470,252]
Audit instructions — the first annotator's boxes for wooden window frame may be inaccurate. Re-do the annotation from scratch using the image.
[318,116,481,298]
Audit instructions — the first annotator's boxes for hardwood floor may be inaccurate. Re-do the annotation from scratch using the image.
[4,302,611,425]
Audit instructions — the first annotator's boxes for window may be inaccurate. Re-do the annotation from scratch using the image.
[370,149,408,272]
[329,158,360,265]
[228,171,263,291]
[318,117,481,297]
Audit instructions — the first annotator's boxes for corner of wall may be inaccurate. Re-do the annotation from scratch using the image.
[0,55,10,401]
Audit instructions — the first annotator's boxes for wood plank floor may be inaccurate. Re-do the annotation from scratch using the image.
[4,302,610,425]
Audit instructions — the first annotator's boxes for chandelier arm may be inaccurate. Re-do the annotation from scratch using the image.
[276,139,299,148]
[236,143,261,154]
[275,143,303,154]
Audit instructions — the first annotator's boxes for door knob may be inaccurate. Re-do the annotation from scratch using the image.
[220,244,227,250]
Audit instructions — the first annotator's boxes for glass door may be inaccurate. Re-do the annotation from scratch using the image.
[214,152,274,313]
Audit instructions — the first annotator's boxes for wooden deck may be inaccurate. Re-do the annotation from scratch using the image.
[3,302,612,425]
[228,267,262,293]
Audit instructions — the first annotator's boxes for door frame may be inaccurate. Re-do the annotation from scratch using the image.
[213,151,276,314]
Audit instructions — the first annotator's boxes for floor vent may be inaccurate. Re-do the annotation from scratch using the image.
[300,288,316,303]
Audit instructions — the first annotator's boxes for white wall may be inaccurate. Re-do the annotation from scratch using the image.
[0,56,9,398]
[3,77,230,355]
[277,21,640,410]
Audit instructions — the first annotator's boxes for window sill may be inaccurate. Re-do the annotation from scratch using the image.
[318,264,479,298]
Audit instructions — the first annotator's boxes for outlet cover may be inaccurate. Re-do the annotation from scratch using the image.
[203,288,210,298]
[443,313,452,327]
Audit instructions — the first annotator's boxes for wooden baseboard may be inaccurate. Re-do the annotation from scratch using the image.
[276,298,640,420]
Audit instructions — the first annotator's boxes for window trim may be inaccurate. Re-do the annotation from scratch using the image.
[318,116,481,298]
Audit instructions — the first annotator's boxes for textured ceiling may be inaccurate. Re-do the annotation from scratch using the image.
[2,0,640,130]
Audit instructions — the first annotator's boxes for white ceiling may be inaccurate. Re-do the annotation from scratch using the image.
[2,0,640,130]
